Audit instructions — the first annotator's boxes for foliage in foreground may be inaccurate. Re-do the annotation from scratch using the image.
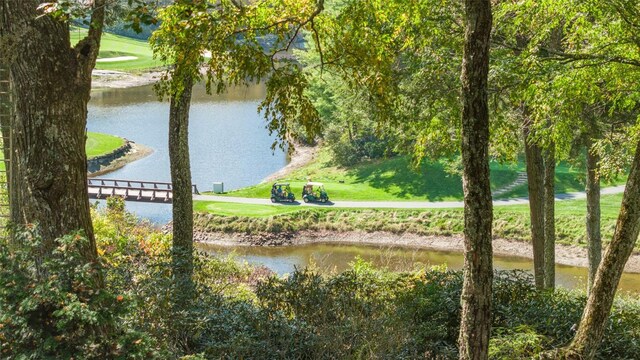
[2,201,639,359]
[0,227,156,359]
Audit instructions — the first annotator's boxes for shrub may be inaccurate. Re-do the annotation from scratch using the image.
[489,326,549,359]
[255,258,415,359]
[0,227,157,359]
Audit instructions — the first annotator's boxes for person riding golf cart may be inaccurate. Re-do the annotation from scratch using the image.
[271,182,295,203]
[302,182,329,203]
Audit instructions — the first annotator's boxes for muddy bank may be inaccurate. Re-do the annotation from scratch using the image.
[92,69,164,89]
[192,230,640,273]
[261,144,319,183]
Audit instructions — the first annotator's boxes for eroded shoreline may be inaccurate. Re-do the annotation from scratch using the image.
[193,230,640,274]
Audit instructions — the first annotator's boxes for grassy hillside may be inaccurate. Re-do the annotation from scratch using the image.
[70,27,161,71]
[215,147,624,202]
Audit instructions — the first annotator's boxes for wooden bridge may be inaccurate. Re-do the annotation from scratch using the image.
[87,178,200,204]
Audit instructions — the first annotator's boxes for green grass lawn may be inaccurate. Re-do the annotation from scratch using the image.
[86,132,126,159]
[193,194,626,248]
[70,27,162,71]
[215,147,624,202]
[194,194,623,219]
[193,201,304,217]
[495,193,623,219]
[0,132,123,171]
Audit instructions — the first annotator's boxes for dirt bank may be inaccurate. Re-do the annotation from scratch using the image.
[194,230,640,273]
[261,144,319,183]
[92,69,164,89]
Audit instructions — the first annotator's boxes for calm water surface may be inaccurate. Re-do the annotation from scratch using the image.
[87,83,286,222]
[198,242,640,294]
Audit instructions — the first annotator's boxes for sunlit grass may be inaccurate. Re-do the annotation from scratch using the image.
[193,194,627,248]
[70,27,162,71]
[216,147,624,202]
[86,132,126,158]
[193,201,303,217]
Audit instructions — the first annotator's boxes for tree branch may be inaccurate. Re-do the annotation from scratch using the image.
[74,0,106,76]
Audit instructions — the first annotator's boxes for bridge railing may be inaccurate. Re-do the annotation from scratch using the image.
[88,178,200,194]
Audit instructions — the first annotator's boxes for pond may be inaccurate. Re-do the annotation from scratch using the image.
[87,83,287,223]
[198,242,640,295]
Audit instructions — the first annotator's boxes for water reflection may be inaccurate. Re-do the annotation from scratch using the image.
[87,83,286,223]
[198,242,640,295]
[90,83,267,107]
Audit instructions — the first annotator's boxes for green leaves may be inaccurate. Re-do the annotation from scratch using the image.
[150,0,326,148]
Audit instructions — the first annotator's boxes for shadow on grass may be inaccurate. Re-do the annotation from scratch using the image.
[349,157,463,201]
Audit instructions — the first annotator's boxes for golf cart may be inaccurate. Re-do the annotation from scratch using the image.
[302,182,329,203]
[271,182,295,203]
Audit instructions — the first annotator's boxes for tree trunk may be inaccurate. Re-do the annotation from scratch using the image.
[523,119,546,288]
[543,142,555,289]
[457,0,493,359]
[1,0,104,259]
[585,140,601,295]
[0,62,18,224]
[169,74,195,303]
[561,140,640,359]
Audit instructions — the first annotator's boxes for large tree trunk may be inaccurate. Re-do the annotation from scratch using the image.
[1,1,104,258]
[169,74,195,303]
[0,62,18,224]
[561,140,640,359]
[523,119,546,288]
[543,143,555,289]
[585,140,601,295]
[457,0,493,359]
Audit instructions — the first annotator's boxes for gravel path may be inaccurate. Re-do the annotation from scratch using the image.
[193,185,626,208]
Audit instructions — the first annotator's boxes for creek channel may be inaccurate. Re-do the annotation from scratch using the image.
[88,84,640,295]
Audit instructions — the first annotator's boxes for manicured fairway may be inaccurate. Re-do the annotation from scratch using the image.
[71,27,161,71]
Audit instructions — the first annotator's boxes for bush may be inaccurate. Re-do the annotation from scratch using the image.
[6,201,639,359]
[330,136,361,166]
[326,124,393,167]
[0,227,157,359]
[489,326,549,359]
[255,258,415,359]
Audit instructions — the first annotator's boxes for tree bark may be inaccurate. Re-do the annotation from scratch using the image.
[523,118,546,288]
[0,62,18,224]
[169,74,195,303]
[457,0,493,359]
[585,139,601,295]
[562,140,640,359]
[543,142,555,289]
[1,1,104,258]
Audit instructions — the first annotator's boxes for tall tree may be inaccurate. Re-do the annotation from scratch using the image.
[168,68,195,302]
[457,0,493,359]
[543,142,556,288]
[0,0,105,256]
[557,141,640,358]
[522,114,546,288]
[502,0,640,356]
[151,0,324,306]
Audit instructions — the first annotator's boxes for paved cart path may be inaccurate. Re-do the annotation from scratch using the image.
[193,185,626,209]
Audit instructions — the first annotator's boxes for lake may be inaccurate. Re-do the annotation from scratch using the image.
[87,83,287,223]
